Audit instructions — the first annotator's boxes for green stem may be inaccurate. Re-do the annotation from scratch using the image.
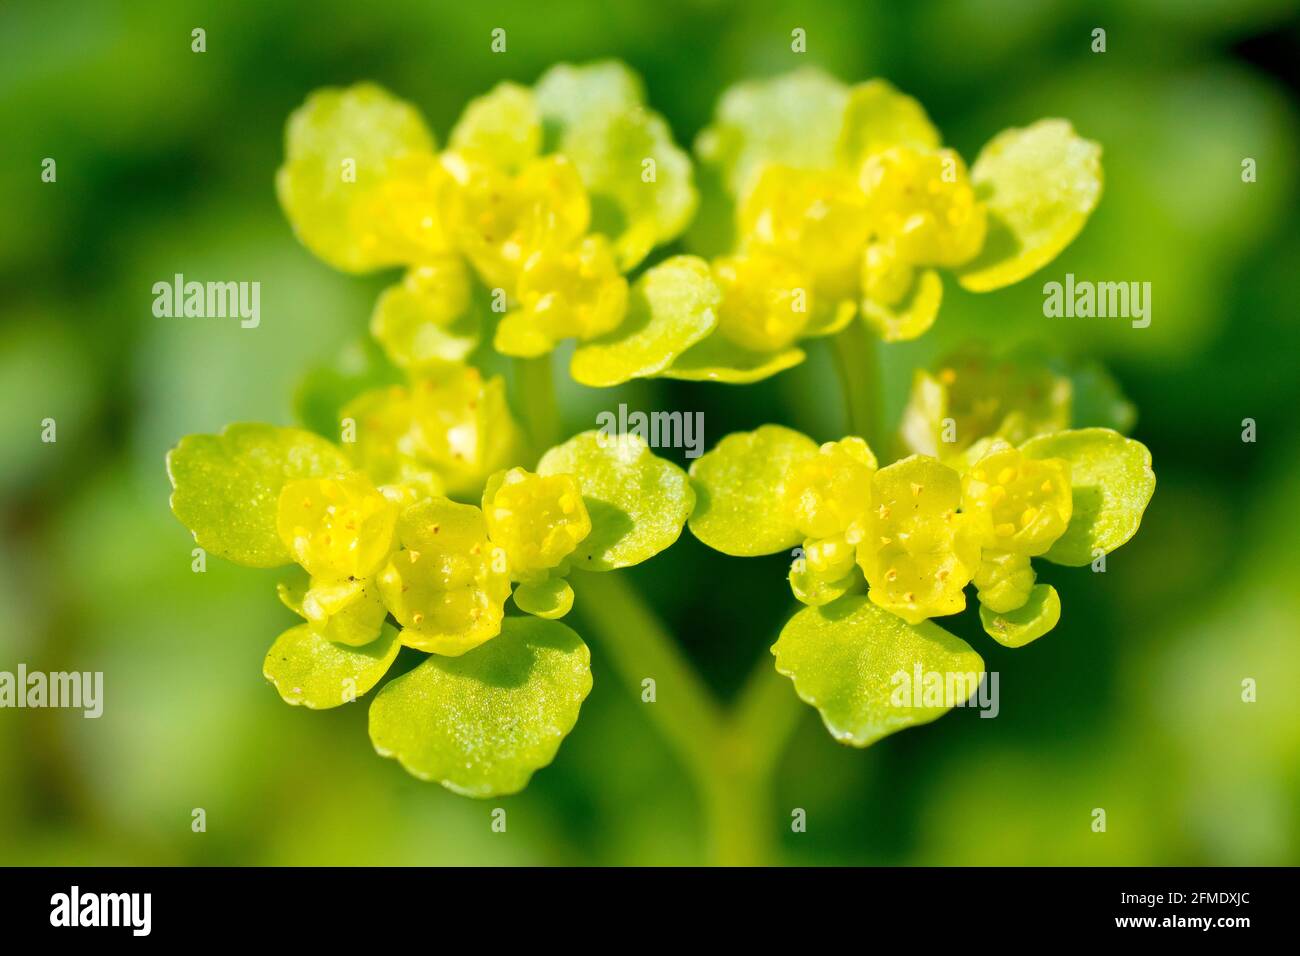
[731,645,806,782]
[519,351,803,864]
[572,571,819,864]
[831,321,886,452]
[570,571,723,781]
[514,355,562,457]
[703,655,804,866]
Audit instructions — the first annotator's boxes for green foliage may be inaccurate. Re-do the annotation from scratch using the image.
[537,431,695,571]
[958,120,1104,292]
[535,59,697,270]
[167,424,352,568]
[368,617,592,797]
[1021,428,1156,566]
[687,425,820,556]
[263,622,402,710]
[773,596,985,747]
[569,256,720,387]
[696,67,849,198]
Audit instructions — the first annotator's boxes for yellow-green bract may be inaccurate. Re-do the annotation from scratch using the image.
[773,596,985,747]
[264,622,402,709]
[166,423,351,568]
[538,430,695,571]
[687,425,820,556]
[1021,428,1156,566]
[369,617,592,797]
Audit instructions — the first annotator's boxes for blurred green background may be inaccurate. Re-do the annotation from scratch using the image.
[2,0,1298,865]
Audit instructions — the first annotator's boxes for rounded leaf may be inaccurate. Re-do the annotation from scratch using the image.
[861,268,943,343]
[368,616,592,797]
[536,61,692,269]
[537,431,694,571]
[980,583,1060,648]
[958,119,1103,292]
[687,425,819,556]
[570,256,720,387]
[263,622,401,710]
[561,109,696,270]
[535,60,645,140]
[449,81,540,172]
[773,595,986,747]
[276,83,440,272]
[658,333,805,384]
[167,424,351,568]
[696,68,848,199]
[836,79,940,168]
[513,576,575,620]
[1020,428,1155,566]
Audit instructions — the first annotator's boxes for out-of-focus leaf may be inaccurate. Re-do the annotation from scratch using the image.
[696,68,848,199]
[535,61,693,268]
[449,81,541,172]
[958,120,1102,292]
[836,79,940,168]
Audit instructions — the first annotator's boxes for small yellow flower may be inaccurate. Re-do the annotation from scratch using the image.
[276,473,397,581]
[712,253,813,353]
[442,152,590,295]
[496,235,628,357]
[860,146,986,269]
[377,497,511,656]
[856,455,979,624]
[739,165,870,303]
[343,366,523,497]
[783,437,877,541]
[962,441,1073,556]
[483,468,592,579]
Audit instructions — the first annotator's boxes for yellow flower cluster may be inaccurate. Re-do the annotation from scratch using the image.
[780,437,1072,626]
[277,63,696,385]
[683,70,1102,380]
[274,466,595,657]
